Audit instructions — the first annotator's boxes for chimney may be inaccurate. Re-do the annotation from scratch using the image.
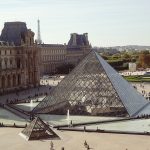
[71,33,77,46]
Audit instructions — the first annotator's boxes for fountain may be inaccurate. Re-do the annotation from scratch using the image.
[66,109,70,125]
[30,100,34,110]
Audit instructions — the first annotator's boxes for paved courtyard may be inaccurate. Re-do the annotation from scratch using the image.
[0,75,150,150]
[0,127,150,150]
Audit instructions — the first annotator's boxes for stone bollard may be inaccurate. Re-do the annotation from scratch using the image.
[50,141,54,150]
[84,140,88,147]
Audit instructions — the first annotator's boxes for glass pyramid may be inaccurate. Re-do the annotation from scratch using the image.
[19,117,60,140]
[33,51,150,117]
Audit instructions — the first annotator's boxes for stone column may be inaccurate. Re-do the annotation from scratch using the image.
[72,33,77,46]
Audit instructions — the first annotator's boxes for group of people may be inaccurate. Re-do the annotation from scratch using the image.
[0,85,52,105]
[133,83,150,100]
[49,140,91,150]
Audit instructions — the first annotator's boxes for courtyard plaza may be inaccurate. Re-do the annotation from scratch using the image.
[132,82,150,100]
[0,70,150,150]
[0,75,150,149]
[0,127,150,150]
[119,70,150,100]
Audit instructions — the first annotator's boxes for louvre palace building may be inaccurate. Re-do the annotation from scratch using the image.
[0,21,91,94]
[0,22,40,94]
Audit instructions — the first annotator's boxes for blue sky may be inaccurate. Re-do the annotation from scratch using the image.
[0,0,150,46]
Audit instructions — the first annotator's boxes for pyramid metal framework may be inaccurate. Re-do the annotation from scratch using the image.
[33,51,150,117]
[19,117,60,140]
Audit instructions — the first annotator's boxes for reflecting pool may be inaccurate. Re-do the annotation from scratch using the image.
[76,119,150,133]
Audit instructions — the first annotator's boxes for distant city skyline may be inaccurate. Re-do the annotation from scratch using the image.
[0,0,150,47]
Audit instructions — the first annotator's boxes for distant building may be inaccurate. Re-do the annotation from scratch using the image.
[129,63,136,72]
[40,33,91,75]
[66,33,90,65]
[0,22,40,94]
[40,44,66,75]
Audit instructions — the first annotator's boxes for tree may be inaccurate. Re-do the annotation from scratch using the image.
[56,63,75,74]
[101,55,108,60]
[138,51,150,68]
[122,53,131,61]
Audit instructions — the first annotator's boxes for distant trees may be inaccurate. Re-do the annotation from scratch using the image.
[100,49,150,70]
[108,60,128,71]
[122,53,131,59]
[101,55,108,60]
[55,49,150,74]
[138,50,150,68]
[56,63,75,74]
[101,52,130,71]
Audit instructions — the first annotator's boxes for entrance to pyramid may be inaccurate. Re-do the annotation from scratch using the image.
[32,51,149,117]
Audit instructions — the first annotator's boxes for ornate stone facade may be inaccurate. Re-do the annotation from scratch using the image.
[0,22,40,94]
